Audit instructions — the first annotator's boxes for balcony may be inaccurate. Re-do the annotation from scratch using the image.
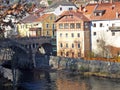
[109,26,120,31]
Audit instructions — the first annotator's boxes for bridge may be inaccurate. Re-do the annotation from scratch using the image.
[0,36,54,68]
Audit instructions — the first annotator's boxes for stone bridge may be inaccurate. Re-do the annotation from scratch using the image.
[0,36,53,68]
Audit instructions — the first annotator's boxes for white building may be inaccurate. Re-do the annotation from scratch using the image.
[78,2,120,57]
[44,0,77,16]
[89,2,120,57]
[91,20,120,56]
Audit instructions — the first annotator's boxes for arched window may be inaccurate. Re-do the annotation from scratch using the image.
[60,43,63,47]
[61,52,63,56]
[78,43,80,48]
[72,43,74,48]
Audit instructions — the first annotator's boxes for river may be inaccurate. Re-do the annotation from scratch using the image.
[1,69,120,90]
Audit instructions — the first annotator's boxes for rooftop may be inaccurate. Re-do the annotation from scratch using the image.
[55,10,89,22]
[79,2,120,20]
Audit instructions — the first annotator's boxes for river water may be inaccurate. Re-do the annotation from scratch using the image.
[1,70,120,90]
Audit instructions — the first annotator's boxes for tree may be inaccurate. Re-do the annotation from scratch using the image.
[0,0,36,38]
[96,32,111,58]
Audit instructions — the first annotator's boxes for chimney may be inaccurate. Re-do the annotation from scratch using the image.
[111,5,115,10]
[79,5,83,12]
[110,0,113,3]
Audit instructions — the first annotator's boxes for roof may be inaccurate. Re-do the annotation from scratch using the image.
[34,8,45,14]
[21,14,40,23]
[80,2,120,20]
[35,13,51,22]
[55,10,89,22]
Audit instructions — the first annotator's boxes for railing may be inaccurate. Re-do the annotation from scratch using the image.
[109,26,120,30]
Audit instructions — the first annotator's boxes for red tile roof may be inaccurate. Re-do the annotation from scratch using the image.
[56,10,89,22]
[79,2,120,20]
[35,14,51,22]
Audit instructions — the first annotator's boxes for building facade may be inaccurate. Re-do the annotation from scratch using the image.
[55,10,90,58]
[17,22,42,37]
[35,13,57,37]
[44,0,77,16]
[79,2,120,57]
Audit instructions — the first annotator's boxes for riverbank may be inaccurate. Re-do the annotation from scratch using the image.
[57,69,120,80]
[82,72,120,79]
[49,56,120,79]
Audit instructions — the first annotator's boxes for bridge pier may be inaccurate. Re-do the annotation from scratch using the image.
[32,53,36,68]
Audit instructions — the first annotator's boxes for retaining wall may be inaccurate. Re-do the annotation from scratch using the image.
[49,56,120,75]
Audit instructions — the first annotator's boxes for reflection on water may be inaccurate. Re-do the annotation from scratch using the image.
[1,70,120,90]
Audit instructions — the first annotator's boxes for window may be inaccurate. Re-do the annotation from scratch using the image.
[47,31,49,35]
[21,25,23,28]
[65,16,67,19]
[60,33,62,37]
[64,23,69,29]
[70,15,73,18]
[66,33,68,37]
[84,22,89,28]
[71,33,74,37]
[59,24,63,29]
[93,32,96,36]
[93,23,96,27]
[60,7,62,11]
[66,52,69,56]
[78,43,80,48]
[69,8,73,10]
[72,52,74,58]
[50,16,52,20]
[61,52,63,56]
[70,23,75,29]
[72,43,74,48]
[66,43,68,48]
[77,33,80,37]
[26,25,27,28]
[76,23,81,28]
[78,53,81,57]
[100,23,103,27]
[60,43,63,47]
[112,32,115,36]
[96,39,99,43]
[46,24,49,28]
[53,24,55,29]
[54,16,56,20]
[96,13,100,16]
[112,23,115,27]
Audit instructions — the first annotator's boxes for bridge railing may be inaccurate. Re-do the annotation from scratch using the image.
[13,36,51,40]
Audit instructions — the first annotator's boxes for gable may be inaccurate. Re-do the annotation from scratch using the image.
[57,15,83,23]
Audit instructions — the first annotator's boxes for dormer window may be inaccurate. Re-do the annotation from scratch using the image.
[69,8,73,10]
[70,15,73,18]
[94,10,106,16]
[60,7,62,11]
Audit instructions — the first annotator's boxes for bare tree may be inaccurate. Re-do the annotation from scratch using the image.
[96,32,111,58]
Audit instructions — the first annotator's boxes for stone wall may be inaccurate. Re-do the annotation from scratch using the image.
[49,56,120,74]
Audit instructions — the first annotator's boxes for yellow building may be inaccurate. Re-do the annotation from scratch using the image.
[17,22,42,37]
[35,13,56,37]
[17,14,42,37]
[55,10,90,58]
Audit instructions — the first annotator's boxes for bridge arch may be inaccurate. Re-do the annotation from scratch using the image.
[37,43,53,55]
[0,43,32,68]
